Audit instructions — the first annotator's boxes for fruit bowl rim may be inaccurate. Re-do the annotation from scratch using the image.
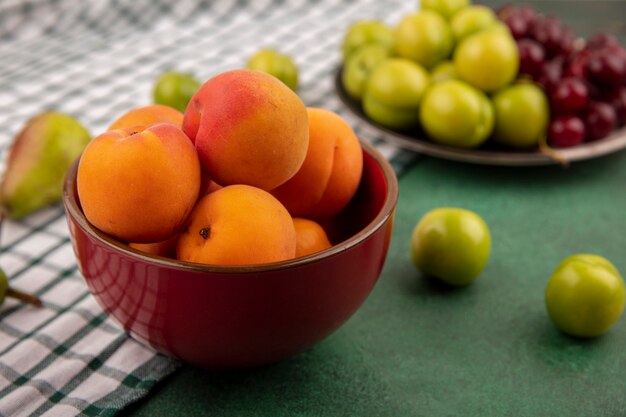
[63,139,399,275]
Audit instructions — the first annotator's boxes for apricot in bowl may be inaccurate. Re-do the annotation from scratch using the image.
[63,140,398,369]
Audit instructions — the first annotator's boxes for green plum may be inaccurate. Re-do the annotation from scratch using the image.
[411,208,491,286]
[546,254,625,338]
[430,60,457,83]
[419,79,494,148]
[394,11,454,69]
[453,28,519,93]
[153,71,202,112]
[420,0,469,20]
[341,20,394,62]
[450,5,497,42]
[492,83,549,148]
[342,44,391,100]
[246,48,299,91]
[363,58,430,129]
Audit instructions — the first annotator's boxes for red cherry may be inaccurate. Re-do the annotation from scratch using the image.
[585,32,620,51]
[532,16,565,57]
[497,4,538,39]
[564,51,589,78]
[601,87,626,126]
[537,57,564,92]
[548,116,586,148]
[559,28,576,56]
[583,101,617,141]
[517,5,538,24]
[550,77,589,114]
[502,15,529,40]
[517,39,545,78]
[586,48,626,88]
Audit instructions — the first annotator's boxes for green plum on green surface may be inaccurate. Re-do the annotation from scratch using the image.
[419,79,494,148]
[246,48,299,91]
[546,254,625,338]
[394,11,454,69]
[430,60,457,83]
[342,44,391,100]
[450,5,497,42]
[420,0,469,20]
[411,208,491,286]
[341,20,394,62]
[492,82,549,148]
[453,27,519,93]
[153,71,202,112]
[363,58,430,129]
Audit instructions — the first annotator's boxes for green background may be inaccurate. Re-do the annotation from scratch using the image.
[123,1,626,416]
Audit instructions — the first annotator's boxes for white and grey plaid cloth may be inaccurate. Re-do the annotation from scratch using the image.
[0,0,417,415]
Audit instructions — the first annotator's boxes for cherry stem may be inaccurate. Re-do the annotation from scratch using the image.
[6,287,43,307]
[539,135,569,167]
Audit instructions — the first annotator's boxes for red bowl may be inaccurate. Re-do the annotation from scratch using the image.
[63,140,398,369]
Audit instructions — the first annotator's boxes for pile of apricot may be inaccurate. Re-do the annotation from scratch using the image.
[76,69,363,266]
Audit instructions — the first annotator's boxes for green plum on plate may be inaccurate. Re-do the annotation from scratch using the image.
[342,20,394,62]
[411,207,491,286]
[453,27,519,93]
[394,11,454,69]
[420,0,469,20]
[342,44,391,100]
[546,254,625,338]
[450,5,497,42]
[363,58,430,129]
[419,79,494,148]
[430,60,457,83]
[492,82,550,148]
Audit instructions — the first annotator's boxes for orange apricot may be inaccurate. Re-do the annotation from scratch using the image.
[271,107,363,219]
[182,69,309,190]
[199,173,222,196]
[176,184,296,266]
[108,104,184,131]
[77,123,201,243]
[293,218,332,258]
[129,234,179,258]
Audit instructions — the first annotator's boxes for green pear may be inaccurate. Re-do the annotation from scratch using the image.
[0,267,42,306]
[0,112,91,219]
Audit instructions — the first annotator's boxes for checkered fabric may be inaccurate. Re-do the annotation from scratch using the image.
[0,0,417,415]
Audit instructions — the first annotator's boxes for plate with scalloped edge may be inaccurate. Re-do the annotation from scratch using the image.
[335,66,626,166]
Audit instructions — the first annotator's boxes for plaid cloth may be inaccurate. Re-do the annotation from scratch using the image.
[0,0,417,415]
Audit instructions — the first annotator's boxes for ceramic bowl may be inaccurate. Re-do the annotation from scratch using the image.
[63,140,398,369]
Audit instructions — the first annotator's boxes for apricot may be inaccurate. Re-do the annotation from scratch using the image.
[77,123,201,243]
[293,218,332,258]
[199,173,222,196]
[176,185,296,266]
[182,69,309,190]
[108,104,184,130]
[129,234,179,258]
[271,108,363,219]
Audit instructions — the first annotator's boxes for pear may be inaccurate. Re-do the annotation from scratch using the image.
[0,267,42,307]
[0,112,91,219]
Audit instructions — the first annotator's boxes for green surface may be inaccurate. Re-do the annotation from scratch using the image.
[123,149,626,417]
